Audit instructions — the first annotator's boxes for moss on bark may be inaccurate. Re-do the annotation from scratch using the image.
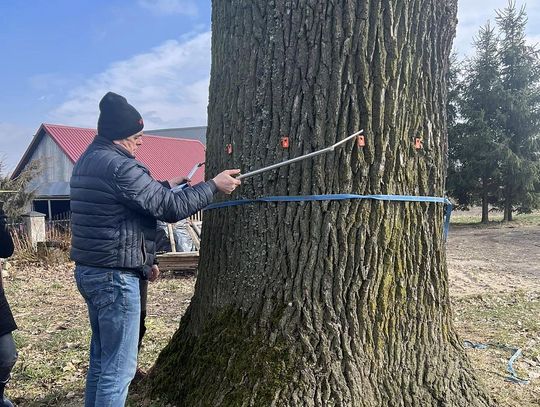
[148,307,297,406]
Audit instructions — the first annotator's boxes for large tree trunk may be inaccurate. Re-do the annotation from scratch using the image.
[148,1,492,405]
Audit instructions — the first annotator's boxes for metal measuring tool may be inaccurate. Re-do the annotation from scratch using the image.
[236,130,363,180]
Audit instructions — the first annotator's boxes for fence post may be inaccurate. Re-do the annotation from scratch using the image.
[22,211,46,249]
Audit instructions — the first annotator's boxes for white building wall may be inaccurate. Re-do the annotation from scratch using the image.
[27,134,73,192]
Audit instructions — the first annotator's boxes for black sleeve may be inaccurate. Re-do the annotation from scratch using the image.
[159,179,217,194]
[158,180,171,189]
[0,209,14,258]
[113,160,215,224]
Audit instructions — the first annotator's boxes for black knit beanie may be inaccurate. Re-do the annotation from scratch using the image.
[97,92,144,140]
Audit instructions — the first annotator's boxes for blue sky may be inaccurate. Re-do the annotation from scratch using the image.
[1,0,539,172]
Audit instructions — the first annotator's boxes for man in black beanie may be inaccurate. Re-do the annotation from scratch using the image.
[71,92,241,407]
[97,92,145,142]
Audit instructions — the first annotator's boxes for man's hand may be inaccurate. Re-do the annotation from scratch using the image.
[149,264,160,282]
[212,170,242,194]
[168,176,191,188]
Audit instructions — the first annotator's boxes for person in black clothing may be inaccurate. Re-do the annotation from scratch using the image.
[0,203,16,407]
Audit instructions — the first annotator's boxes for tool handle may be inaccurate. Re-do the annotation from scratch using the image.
[173,162,205,191]
[175,183,189,191]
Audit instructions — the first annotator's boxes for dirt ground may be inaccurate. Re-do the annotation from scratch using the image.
[447,223,540,296]
[447,212,540,407]
[2,212,540,406]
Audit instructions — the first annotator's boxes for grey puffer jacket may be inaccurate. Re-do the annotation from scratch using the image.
[70,136,215,278]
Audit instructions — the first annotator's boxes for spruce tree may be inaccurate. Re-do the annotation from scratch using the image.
[496,1,540,221]
[447,23,504,223]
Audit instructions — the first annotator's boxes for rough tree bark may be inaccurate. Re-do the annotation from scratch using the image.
[148,1,493,406]
[504,196,513,222]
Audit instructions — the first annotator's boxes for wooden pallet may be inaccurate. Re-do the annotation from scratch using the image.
[157,251,200,271]
[157,220,202,272]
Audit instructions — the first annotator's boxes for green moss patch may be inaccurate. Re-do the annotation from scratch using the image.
[146,308,297,406]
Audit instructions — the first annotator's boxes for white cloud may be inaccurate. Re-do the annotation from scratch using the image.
[137,0,198,16]
[0,122,35,173]
[51,31,211,130]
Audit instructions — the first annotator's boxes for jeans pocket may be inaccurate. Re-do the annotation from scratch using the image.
[80,271,116,310]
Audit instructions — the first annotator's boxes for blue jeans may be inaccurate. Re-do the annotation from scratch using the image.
[75,265,140,407]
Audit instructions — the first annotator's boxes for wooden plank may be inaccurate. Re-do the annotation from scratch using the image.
[167,223,176,252]
[189,211,203,222]
[185,223,201,250]
[191,221,202,238]
[157,251,199,271]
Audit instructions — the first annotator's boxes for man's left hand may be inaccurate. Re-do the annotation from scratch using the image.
[149,264,160,282]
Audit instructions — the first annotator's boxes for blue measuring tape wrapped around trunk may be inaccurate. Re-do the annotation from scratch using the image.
[205,194,453,238]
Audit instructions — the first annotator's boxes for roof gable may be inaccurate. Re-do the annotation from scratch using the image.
[13,123,206,183]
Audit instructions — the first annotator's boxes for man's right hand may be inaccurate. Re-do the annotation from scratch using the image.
[212,169,242,194]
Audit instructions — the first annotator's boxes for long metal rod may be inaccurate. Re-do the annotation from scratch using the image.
[237,130,363,180]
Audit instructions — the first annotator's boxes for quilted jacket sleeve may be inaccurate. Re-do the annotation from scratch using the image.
[112,159,215,223]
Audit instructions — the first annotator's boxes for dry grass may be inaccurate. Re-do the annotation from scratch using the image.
[452,293,540,406]
[1,213,539,406]
[447,210,540,406]
[3,261,192,407]
[451,208,540,227]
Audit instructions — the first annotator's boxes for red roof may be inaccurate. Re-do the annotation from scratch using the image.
[40,123,206,183]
